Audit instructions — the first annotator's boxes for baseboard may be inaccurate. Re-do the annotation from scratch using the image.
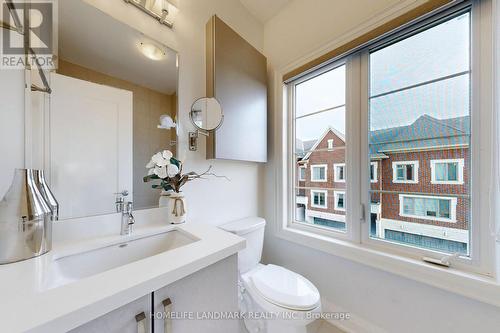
[320,298,387,333]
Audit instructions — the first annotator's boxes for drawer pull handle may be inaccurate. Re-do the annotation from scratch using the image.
[135,312,147,333]
[163,298,172,333]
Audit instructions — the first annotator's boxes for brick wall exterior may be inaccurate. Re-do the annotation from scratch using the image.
[380,148,469,230]
[296,129,470,231]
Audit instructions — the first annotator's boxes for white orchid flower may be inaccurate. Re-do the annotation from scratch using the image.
[147,168,155,176]
[167,164,179,177]
[146,159,156,169]
[152,152,169,167]
[154,165,168,179]
[162,150,173,161]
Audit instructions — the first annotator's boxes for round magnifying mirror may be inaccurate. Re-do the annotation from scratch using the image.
[190,97,223,131]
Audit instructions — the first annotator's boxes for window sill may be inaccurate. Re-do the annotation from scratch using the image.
[276,225,500,308]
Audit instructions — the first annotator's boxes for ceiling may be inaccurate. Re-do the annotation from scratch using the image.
[58,0,178,94]
[239,0,291,23]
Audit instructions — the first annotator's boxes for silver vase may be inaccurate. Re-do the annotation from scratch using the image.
[0,169,52,264]
[34,169,59,222]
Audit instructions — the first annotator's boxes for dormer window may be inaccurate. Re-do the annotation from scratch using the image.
[327,139,334,150]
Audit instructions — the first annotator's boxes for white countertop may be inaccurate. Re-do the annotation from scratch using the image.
[0,210,245,333]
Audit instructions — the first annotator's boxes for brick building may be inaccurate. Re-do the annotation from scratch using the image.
[296,115,470,254]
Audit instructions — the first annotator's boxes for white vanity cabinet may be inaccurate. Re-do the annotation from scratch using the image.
[68,294,152,333]
[153,255,239,333]
[69,255,238,333]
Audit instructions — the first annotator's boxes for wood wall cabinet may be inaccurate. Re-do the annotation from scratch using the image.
[69,255,238,333]
[206,15,267,163]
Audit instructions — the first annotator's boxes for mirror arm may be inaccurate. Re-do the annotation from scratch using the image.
[196,129,209,137]
[189,129,210,151]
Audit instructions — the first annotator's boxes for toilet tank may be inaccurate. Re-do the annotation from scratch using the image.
[220,217,266,274]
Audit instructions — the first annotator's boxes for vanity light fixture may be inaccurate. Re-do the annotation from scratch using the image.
[139,42,166,61]
[123,0,178,29]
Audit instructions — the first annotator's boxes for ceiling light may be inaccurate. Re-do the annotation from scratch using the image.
[139,42,166,61]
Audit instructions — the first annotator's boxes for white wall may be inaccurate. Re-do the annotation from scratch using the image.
[0,69,25,198]
[263,0,500,332]
[81,0,265,225]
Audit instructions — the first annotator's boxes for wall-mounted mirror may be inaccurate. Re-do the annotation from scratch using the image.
[8,0,179,221]
[190,97,223,131]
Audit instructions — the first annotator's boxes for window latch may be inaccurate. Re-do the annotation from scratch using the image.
[422,253,460,268]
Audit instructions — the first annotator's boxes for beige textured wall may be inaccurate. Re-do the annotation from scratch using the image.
[57,59,177,209]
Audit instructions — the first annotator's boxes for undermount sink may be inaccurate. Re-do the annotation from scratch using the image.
[44,229,198,289]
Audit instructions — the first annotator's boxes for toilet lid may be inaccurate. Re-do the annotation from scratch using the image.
[250,265,320,311]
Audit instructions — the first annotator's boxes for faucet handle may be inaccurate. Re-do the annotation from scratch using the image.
[114,190,129,198]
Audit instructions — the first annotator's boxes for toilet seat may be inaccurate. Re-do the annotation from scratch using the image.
[249,264,320,311]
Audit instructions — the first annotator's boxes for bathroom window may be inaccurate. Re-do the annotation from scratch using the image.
[368,10,471,256]
[292,63,347,233]
[285,1,495,277]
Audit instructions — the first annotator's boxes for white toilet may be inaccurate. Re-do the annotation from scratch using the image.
[220,217,321,333]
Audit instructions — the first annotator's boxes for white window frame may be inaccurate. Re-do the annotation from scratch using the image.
[278,0,497,306]
[298,166,306,181]
[334,191,346,211]
[370,161,378,183]
[333,163,346,182]
[430,158,465,184]
[310,164,328,182]
[399,194,458,223]
[311,190,328,208]
[327,139,334,150]
[392,161,419,184]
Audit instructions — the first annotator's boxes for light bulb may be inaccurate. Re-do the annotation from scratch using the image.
[139,42,166,61]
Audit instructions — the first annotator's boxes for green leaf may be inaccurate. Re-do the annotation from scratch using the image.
[143,174,160,182]
[170,157,181,168]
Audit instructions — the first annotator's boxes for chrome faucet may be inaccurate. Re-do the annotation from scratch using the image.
[115,190,129,213]
[121,201,135,236]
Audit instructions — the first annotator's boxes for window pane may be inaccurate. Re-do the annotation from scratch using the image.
[439,199,451,218]
[406,165,413,180]
[397,166,405,180]
[296,65,346,117]
[369,12,471,255]
[403,197,414,215]
[425,199,438,217]
[435,163,447,181]
[448,163,458,181]
[370,13,470,96]
[337,194,345,208]
[294,65,347,232]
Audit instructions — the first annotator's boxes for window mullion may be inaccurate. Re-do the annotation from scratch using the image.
[346,53,363,243]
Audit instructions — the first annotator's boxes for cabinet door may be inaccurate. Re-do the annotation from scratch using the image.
[206,16,267,163]
[69,294,152,333]
[153,255,239,333]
